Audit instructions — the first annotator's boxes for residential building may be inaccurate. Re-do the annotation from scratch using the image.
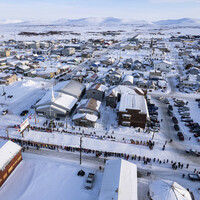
[86,83,107,101]
[153,60,172,73]
[0,50,10,58]
[0,141,22,187]
[0,74,17,85]
[72,98,101,127]
[117,93,149,128]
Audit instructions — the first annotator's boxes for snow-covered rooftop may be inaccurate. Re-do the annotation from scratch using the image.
[72,113,98,122]
[0,140,22,171]
[118,93,149,116]
[149,179,192,200]
[99,159,137,200]
[122,75,134,84]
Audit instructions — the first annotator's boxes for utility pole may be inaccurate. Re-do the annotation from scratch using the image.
[2,86,6,101]
[80,136,82,165]
[152,131,155,140]
[65,116,67,129]
[6,128,9,139]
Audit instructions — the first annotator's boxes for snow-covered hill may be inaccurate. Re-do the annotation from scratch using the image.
[1,17,200,26]
[0,20,23,25]
[154,18,200,26]
[53,17,151,26]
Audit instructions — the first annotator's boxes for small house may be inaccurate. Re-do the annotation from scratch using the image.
[72,98,101,127]
[153,60,172,73]
[0,74,17,85]
[86,83,107,101]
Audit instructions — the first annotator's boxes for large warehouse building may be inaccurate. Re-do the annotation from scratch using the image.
[0,140,22,187]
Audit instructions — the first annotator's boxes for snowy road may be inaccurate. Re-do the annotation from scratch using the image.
[23,147,105,168]
[150,76,200,100]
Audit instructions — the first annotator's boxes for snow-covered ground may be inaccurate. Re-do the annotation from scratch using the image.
[0,153,103,200]
[0,23,200,200]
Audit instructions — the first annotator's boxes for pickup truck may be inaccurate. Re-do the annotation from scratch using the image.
[188,173,200,181]
[85,173,95,189]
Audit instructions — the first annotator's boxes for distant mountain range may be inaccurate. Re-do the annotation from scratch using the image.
[154,18,200,26]
[0,17,200,26]
[53,17,151,25]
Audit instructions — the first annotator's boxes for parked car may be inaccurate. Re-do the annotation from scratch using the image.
[154,123,160,128]
[195,98,200,102]
[190,127,200,133]
[177,132,184,141]
[164,98,170,104]
[20,110,29,116]
[194,132,200,138]
[167,110,173,117]
[178,107,190,112]
[172,117,178,124]
[181,115,191,119]
[179,112,190,116]
[185,122,198,127]
[180,113,190,117]
[85,173,95,189]
[168,105,173,111]
[174,103,184,107]
[150,117,159,123]
[2,109,8,115]
[188,173,200,181]
[185,149,200,157]
[149,111,158,115]
[174,124,180,131]
[181,118,193,122]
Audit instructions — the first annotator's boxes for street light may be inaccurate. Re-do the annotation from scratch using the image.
[80,136,83,165]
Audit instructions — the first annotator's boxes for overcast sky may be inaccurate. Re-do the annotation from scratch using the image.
[0,0,200,21]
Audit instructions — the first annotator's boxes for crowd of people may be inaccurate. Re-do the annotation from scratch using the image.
[12,124,151,148]
[2,137,197,178]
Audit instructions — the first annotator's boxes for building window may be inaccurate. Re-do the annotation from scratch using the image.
[8,166,13,173]
[122,121,131,126]
[57,113,65,118]
[122,114,131,120]
[3,173,7,180]
[38,112,44,115]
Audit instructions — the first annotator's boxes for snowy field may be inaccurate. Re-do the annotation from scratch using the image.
[0,153,103,200]
[1,24,200,42]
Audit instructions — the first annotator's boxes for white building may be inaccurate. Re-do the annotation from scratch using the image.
[35,80,85,118]
[99,159,137,200]
[121,75,134,86]
[153,60,172,73]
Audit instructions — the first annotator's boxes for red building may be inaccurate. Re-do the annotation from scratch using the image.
[0,140,22,187]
